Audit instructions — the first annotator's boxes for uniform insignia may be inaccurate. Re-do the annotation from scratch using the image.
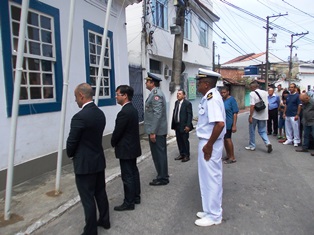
[154,96,160,101]
[154,90,157,94]
[207,92,213,100]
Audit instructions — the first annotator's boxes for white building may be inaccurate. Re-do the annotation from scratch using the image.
[0,0,139,190]
[126,0,219,125]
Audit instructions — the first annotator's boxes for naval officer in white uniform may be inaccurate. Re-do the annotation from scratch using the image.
[195,68,226,227]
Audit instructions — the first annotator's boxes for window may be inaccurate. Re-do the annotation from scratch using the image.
[153,0,168,30]
[1,0,63,116]
[83,20,116,106]
[149,59,162,74]
[184,11,191,40]
[199,18,208,47]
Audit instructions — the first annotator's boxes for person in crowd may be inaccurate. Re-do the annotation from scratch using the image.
[220,86,238,164]
[171,89,193,162]
[278,90,290,142]
[267,87,280,136]
[275,84,284,102]
[67,83,110,235]
[144,72,169,186]
[283,83,302,147]
[195,68,225,227]
[111,85,141,211]
[295,92,314,155]
[245,82,273,153]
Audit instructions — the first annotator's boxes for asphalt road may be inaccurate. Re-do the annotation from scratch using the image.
[33,112,314,235]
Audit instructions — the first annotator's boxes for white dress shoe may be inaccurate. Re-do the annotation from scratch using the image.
[283,140,292,145]
[195,217,222,227]
[196,212,207,218]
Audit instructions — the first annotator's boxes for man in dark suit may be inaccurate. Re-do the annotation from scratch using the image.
[171,89,193,162]
[111,85,142,211]
[67,83,110,235]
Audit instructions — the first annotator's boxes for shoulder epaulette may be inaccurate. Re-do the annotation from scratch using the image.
[207,92,213,100]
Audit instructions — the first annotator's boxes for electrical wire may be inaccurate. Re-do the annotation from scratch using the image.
[282,0,314,19]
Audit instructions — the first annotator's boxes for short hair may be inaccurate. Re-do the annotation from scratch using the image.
[220,86,229,92]
[116,85,134,101]
[178,89,186,95]
[290,83,296,88]
[76,83,94,99]
[250,81,259,88]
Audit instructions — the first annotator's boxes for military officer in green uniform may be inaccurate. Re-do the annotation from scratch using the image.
[144,72,169,186]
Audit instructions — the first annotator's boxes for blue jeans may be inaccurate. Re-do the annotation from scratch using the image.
[302,125,314,150]
[249,118,270,148]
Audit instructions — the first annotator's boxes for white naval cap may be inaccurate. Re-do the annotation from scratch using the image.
[196,68,221,80]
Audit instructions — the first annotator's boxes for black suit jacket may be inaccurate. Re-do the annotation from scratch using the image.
[66,102,106,174]
[111,102,142,159]
[171,99,193,132]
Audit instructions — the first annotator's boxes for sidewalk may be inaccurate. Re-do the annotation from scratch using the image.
[0,133,178,235]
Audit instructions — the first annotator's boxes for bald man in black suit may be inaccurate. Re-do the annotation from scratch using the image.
[67,83,110,235]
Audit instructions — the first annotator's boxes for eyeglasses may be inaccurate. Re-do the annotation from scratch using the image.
[115,93,125,96]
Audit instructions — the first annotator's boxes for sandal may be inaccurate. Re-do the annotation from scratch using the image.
[222,156,229,161]
[224,159,237,164]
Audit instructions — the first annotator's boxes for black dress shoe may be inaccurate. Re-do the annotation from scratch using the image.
[175,155,184,160]
[296,149,308,152]
[181,156,190,162]
[97,221,111,230]
[134,197,141,204]
[114,203,135,211]
[149,180,169,186]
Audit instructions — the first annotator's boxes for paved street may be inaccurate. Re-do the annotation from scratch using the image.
[32,112,314,235]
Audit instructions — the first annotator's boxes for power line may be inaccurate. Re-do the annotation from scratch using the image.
[282,0,314,19]
[219,0,314,44]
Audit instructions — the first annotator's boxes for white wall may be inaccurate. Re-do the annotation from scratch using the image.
[0,0,131,171]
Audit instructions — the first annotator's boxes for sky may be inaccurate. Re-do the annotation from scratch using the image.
[211,0,314,64]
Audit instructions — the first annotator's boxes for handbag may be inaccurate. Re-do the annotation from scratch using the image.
[254,91,266,112]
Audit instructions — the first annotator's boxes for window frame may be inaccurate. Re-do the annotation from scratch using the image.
[152,0,168,30]
[83,20,116,106]
[149,59,162,74]
[0,0,63,117]
[184,10,191,40]
[199,18,208,47]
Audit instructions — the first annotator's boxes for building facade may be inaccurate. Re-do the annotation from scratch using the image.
[0,0,139,190]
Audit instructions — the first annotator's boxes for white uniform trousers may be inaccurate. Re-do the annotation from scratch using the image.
[285,116,300,144]
[198,138,223,222]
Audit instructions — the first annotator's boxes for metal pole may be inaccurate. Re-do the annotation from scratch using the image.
[265,16,269,90]
[5,0,30,220]
[55,0,76,194]
[94,0,113,105]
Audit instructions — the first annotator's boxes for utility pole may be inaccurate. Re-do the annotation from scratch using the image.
[212,41,216,71]
[265,13,287,90]
[170,1,186,92]
[287,31,308,85]
[168,0,186,134]
[217,54,221,73]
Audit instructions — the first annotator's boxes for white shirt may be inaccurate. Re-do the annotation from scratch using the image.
[196,88,226,139]
[250,88,268,120]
